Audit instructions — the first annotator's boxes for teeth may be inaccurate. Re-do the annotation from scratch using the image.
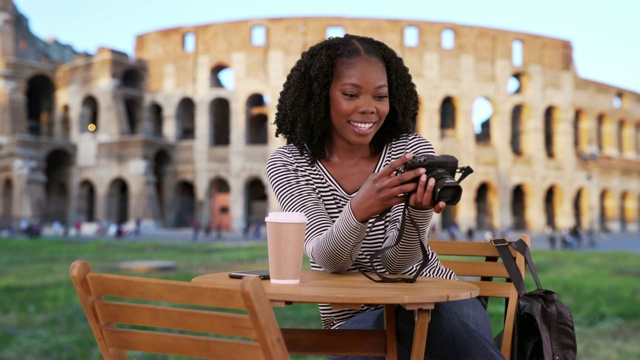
[350,121,374,130]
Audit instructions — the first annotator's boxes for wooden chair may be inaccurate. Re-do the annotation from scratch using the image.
[428,235,530,360]
[70,260,289,360]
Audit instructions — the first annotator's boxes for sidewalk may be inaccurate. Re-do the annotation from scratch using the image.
[32,226,640,252]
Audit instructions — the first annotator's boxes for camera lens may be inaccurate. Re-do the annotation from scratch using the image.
[427,169,463,205]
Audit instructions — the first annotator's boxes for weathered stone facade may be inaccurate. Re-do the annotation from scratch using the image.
[1,0,638,235]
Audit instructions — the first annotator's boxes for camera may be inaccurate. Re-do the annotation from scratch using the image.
[396,154,474,206]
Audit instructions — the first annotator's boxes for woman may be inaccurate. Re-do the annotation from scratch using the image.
[267,34,504,359]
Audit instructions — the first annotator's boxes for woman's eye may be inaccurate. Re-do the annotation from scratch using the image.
[375,94,389,100]
[343,92,358,98]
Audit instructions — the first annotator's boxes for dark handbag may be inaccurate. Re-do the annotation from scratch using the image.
[493,238,577,360]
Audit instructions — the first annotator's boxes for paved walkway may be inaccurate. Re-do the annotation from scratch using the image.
[54,227,640,253]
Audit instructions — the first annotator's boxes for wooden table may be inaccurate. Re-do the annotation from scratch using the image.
[193,270,479,360]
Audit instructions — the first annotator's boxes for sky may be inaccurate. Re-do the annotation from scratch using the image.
[11,0,640,94]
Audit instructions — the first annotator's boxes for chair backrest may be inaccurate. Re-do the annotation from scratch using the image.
[70,260,289,360]
[428,235,529,360]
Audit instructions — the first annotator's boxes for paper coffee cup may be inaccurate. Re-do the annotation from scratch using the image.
[265,212,307,284]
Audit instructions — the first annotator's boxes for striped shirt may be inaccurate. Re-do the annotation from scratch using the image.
[266,133,457,329]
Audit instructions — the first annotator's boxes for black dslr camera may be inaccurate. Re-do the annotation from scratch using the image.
[396,154,474,206]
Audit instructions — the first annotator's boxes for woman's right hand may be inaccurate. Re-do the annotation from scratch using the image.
[349,153,425,222]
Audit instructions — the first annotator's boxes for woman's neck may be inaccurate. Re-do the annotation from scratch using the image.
[324,139,374,162]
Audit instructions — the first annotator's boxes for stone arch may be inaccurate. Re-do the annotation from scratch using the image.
[209,98,230,146]
[440,96,457,139]
[544,185,562,230]
[124,98,142,135]
[147,102,163,138]
[176,97,196,140]
[596,113,614,154]
[173,180,195,227]
[60,104,71,139]
[246,94,268,145]
[618,119,633,156]
[620,191,635,232]
[475,182,497,231]
[209,177,231,231]
[472,96,494,144]
[507,72,528,95]
[573,187,590,230]
[43,149,73,223]
[613,92,624,109]
[80,95,99,133]
[544,106,560,158]
[26,74,55,137]
[122,68,144,90]
[78,180,96,222]
[574,109,590,152]
[106,178,129,225]
[599,189,615,232]
[511,184,528,230]
[244,178,267,236]
[1,179,13,225]
[210,64,232,89]
[152,149,172,224]
[510,104,529,155]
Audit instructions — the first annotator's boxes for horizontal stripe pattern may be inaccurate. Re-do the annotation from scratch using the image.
[266,133,457,329]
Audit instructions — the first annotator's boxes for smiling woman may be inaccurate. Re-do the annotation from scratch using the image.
[267,34,506,360]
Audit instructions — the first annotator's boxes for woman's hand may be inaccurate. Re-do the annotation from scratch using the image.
[409,174,447,213]
[350,153,436,222]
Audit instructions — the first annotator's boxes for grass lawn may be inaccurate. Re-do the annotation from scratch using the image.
[1,236,639,359]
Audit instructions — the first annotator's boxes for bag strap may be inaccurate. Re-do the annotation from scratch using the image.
[491,238,543,296]
[360,195,430,284]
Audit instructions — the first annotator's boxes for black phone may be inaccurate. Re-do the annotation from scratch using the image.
[228,270,270,280]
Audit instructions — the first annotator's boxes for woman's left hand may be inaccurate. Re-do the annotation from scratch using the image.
[409,175,447,214]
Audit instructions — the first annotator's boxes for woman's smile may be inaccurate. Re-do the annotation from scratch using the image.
[349,120,376,132]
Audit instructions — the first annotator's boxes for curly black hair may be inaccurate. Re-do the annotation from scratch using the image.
[273,33,419,162]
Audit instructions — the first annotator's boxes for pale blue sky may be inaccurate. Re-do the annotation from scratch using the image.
[12,0,640,93]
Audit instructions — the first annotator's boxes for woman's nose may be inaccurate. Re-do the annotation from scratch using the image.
[357,100,376,114]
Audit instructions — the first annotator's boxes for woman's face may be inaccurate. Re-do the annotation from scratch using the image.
[328,55,389,149]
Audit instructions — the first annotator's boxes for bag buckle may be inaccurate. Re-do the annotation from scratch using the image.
[490,238,509,246]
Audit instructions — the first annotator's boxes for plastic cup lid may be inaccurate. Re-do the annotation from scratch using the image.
[265,212,307,223]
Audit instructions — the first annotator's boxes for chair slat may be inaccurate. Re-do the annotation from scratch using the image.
[464,281,515,298]
[440,260,510,278]
[87,273,245,309]
[95,301,257,339]
[430,240,518,257]
[103,328,265,360]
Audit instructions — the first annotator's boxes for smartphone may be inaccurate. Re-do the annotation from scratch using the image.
[228,270,270,280]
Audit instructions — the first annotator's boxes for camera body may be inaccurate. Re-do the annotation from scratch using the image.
[396,154,473,206]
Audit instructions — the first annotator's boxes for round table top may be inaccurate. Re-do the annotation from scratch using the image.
[193,270,479,309]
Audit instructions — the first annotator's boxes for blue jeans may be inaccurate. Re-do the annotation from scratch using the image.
[329,298,505,360]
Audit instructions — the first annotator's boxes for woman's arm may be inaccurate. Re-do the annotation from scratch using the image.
[266,147,367,273]
[377,134,438,273]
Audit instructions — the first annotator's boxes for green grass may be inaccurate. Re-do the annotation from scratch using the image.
[1,237,639,359]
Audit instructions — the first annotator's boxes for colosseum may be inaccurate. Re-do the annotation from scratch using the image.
[0,0,638,236]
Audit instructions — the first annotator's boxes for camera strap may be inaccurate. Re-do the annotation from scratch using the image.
[360,195,430,283]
